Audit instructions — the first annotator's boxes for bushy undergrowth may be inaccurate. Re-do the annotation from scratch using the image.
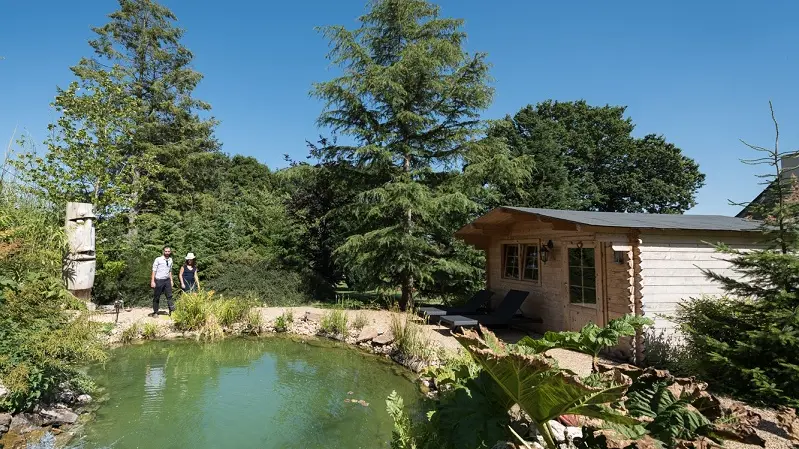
[0,191,107,412]
[352,311,369,331]
[242,309,264,335]
[273,310,294,332]
[390,312,434,363]
[389,317,769,449]
[206,264,314,306]
[141,322,162,340]
[319,309,348,336]
[172,290,256,340]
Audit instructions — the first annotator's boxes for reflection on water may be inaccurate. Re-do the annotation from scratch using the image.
[68,337,418,449]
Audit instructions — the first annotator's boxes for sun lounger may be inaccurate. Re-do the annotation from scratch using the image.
[439,289,530,329]
[418,289,494,321]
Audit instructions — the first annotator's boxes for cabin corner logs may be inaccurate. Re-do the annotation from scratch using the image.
[64,202,96,301]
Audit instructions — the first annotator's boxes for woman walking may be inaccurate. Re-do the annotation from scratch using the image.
[180,253,200,293]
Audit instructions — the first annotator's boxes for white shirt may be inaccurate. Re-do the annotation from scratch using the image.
[152,256,173,280]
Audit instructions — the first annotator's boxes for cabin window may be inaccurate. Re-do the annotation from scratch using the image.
[502,242,540,282]
[502,244,520,279]
[522,244,539,281]
[568,247,596,304]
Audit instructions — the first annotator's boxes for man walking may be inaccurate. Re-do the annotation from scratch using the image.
[150,246,174,316]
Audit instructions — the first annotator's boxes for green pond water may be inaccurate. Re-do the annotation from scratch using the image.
[68,337,419,449]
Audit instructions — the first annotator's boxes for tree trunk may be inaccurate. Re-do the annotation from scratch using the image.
[400,274,414,312]
[399,152,414,312]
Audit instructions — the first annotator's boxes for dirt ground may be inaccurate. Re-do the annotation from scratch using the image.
[91,306,795,448]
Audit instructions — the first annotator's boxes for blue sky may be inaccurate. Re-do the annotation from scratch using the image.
[2,0,798,215]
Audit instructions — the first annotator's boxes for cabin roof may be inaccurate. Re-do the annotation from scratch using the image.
[458,207,763,234]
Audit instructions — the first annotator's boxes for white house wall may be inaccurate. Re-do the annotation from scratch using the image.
[638,233,763,331]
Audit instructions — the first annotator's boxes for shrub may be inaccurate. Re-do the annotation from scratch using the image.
[172,290,212,331]
[670,117,799,408]
[352,311,369,331]
[390,312,433,362]
[206,263,313,306]
[141,322,161,340]
[273,310,294,332]
[0,198,106,413]
[319,309,348,336]
[172,290,256,340]
[120,322,140,344]
[198,314,224,342]
[213,297,253,328]
[242,309,263,335]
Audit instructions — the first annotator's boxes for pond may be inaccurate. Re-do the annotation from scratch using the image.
[68,337,419,449]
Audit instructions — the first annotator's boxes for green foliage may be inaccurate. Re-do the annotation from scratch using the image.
[580,366,766,449]
[0,191,107,413]
[120,322,140,344]
[273,310,294,332]
[673,107,799,408]
[518,314,653,371]
[141,322,161,340]
[352,311,369,331]
[206,264,312,306]
[312,0,493,310]
[456,327,634,449]
[424,354,513,449]
[242,309,264,335]
[214,297,254,328]
[172,290,255,339]
[477,101,706,213]
[390,313,434,363]
[387,391,419,449]
[319,309,349,336]
[13,68,147,217]
[388,357,512,449]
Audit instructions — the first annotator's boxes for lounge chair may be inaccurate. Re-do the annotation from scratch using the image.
[439,289,530,329]
[418,290,494,321]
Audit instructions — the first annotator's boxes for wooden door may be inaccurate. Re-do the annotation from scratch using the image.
[566,244,605,331]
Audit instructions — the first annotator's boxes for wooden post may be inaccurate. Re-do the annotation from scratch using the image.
[65,202,96,302]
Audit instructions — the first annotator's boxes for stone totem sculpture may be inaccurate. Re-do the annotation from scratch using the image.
[65,202,96,301]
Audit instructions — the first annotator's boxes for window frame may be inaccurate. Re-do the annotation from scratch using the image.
[567,246,597,307]
[500,240,542,284]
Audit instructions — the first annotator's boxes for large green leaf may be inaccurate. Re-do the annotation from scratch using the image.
[455,327,635,425]
[517,315,653,359]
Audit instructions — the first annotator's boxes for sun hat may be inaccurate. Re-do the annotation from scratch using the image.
[185,253,196,260]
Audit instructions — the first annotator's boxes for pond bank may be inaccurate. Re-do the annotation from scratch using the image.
[3,307,790,449]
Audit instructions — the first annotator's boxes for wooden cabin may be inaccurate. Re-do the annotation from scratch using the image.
[455,207,763,362]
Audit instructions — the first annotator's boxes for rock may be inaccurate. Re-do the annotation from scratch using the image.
[57,390,76,404]
[76,394,93,405]
[0,382,8,400]
[372,331,395,345]
[10,413,37,433]
[564,426,583,442]
[40,408,79,426]
[0,412,11,433]
[356,326,379,343]
[548,419,567,443]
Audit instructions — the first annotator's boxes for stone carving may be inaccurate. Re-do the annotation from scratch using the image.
[64,202,96,300]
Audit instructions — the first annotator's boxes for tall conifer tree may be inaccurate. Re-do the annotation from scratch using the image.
[313,0,493,309]
[72,0,217,225]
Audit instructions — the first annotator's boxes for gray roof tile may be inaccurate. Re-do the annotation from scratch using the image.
[502,207,762,232]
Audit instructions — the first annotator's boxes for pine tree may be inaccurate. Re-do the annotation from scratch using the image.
[72,0,218,225]
[679,102,799,407]
[312,0,493,310]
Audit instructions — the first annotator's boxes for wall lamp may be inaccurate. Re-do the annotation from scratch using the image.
[540,240,554,263]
